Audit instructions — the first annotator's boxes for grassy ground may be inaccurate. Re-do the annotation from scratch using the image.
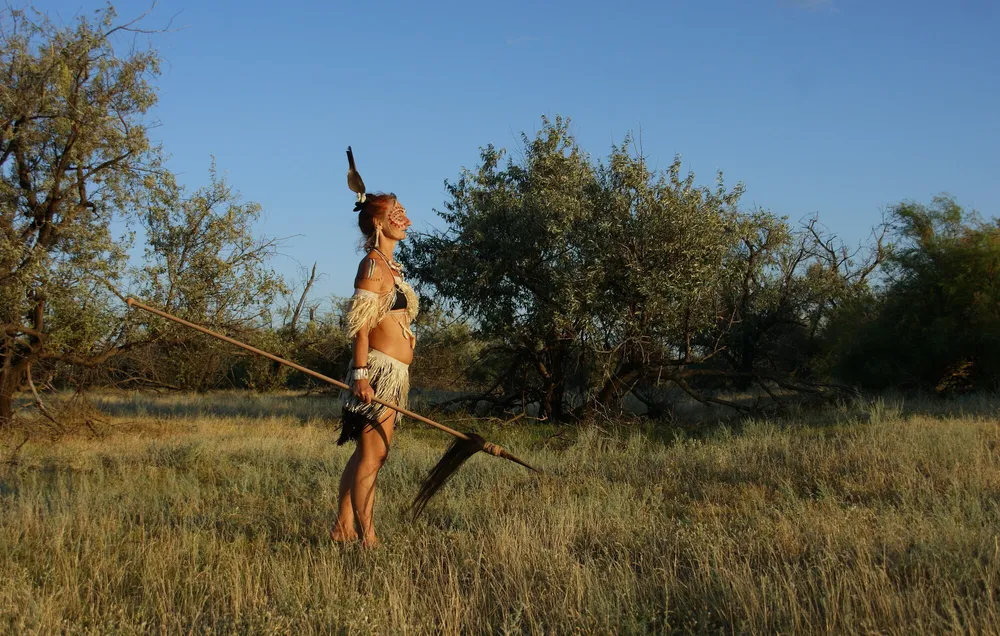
[1,391,999,634]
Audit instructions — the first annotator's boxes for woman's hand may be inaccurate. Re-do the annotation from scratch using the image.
[352,378,375,404]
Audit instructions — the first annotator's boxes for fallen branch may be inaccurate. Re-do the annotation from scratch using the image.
[26,364,63,431]
[3,433,30,465]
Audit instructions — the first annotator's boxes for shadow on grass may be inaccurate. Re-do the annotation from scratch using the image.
[592,389,1000,446]
[41,392,344,425]
[16,388,1000,444]
[81,390,442,426]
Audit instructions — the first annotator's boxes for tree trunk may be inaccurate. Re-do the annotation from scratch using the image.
[0,391,12,428]
[541,380,564,421]
[0,364,25,428]
[551,379,565,421]
[539,348,567,421]
[734,331,756,390]
[594,365,641,408]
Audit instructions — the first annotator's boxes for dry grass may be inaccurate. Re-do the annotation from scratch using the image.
[1,392,999,634]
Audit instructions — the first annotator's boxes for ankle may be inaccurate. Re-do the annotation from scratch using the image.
[331,521,358,541]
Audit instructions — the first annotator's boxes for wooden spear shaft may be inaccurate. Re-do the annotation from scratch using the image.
[125,298,540,473]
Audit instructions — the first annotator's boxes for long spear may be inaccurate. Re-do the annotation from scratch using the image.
[125,298,541,511]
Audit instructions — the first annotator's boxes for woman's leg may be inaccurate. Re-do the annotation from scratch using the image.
[352,409,396,548]
[331,448,360,541]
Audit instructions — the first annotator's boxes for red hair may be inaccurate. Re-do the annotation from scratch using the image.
[357,192,397,250]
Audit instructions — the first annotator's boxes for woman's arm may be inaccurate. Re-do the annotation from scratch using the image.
[351,331,374,403]
[346,256,388,403]
[353,330,370,369]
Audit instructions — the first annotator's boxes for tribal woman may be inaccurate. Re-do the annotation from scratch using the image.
[331,147,418,548]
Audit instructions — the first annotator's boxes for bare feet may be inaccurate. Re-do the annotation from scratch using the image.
[360,535,380,549]
[330,523,358,543]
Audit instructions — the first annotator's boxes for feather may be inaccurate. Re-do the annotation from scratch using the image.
[346,146,366,199]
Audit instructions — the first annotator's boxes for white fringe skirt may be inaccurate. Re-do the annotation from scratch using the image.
[338,349,410,445]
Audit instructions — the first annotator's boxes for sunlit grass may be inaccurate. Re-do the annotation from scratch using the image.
[1,392,998,633]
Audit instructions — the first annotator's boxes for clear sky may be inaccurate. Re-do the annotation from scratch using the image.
[26,0,1000,302]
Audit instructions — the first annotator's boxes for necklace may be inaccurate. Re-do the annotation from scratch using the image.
[372,247,404,276]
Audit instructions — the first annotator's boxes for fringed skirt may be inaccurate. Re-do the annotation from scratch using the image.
[338,349,410,445]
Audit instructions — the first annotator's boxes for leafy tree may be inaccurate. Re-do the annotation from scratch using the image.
[0,5,282,421]
[0,5,171,424]
[584,139,749,409]
[709,215,889,391]
[404,117,822,419]
[287,309,351,389]
[403,117,890,419]
[402,117,602,419]
[407,303,484,393]
[828,195,1000,392]
[128,162,285,391]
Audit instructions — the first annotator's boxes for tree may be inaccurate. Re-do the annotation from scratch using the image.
[406,303,484,393]
[401,118,772,418]
[583,138,750,410]
[127,162,285,391]
[0,5,282,421]
[402,117,602,420]
[404,117,883,420]
[828,195,1000,392]
[708,215,889,391]
[0,5,173,425]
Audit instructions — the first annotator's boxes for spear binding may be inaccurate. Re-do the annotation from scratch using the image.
[125,298,541,513]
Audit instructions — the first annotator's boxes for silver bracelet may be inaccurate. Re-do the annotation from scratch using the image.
[351,367,369,381]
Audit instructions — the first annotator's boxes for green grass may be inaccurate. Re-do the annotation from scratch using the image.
[1,392,999,634]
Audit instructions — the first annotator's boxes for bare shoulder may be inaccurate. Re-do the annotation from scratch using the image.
[354,253,392,292]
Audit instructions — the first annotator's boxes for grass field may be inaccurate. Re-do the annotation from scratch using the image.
[1,391,999,634]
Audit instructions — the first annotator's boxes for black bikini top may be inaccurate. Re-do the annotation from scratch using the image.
[390,284,408,311]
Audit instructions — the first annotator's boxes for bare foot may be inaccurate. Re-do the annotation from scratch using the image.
[360,535,380,549]
[330,524,358,543]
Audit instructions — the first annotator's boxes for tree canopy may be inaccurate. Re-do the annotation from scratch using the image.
[0,5,282,424]
[402,117,885,420]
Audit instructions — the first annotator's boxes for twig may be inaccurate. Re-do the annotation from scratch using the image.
[3,433,30,466]
[26,363,63,431]
[481,412,528,427]
[671,376,752,413]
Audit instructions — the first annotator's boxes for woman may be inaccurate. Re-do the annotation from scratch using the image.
[332,148,418,548]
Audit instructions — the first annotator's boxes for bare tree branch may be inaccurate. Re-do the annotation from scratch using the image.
[26,364,63,430]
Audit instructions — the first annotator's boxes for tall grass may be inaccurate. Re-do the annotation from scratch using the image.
[1,392,998,634]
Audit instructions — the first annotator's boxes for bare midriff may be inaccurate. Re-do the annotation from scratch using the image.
[366,310,414,365]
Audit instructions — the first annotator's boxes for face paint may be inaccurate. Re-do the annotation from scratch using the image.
[357,258,380,282]
[388,202,412,230]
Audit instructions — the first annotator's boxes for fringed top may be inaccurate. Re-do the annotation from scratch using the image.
[344,272,420,339]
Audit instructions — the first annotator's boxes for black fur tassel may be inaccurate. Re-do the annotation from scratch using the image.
[410,433,487,519]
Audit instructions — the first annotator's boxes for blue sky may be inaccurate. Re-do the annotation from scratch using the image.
[28,0,1000,302]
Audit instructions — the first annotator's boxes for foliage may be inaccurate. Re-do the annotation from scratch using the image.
[828,195,1000,392]
[407,303,484,393]
[0,4,168,423]
[283,297,352,390]
[402,117,882,419]
[0,5,283,417]
[403,117,602,418]
[123,162,286,391]
[586,137,750,406]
